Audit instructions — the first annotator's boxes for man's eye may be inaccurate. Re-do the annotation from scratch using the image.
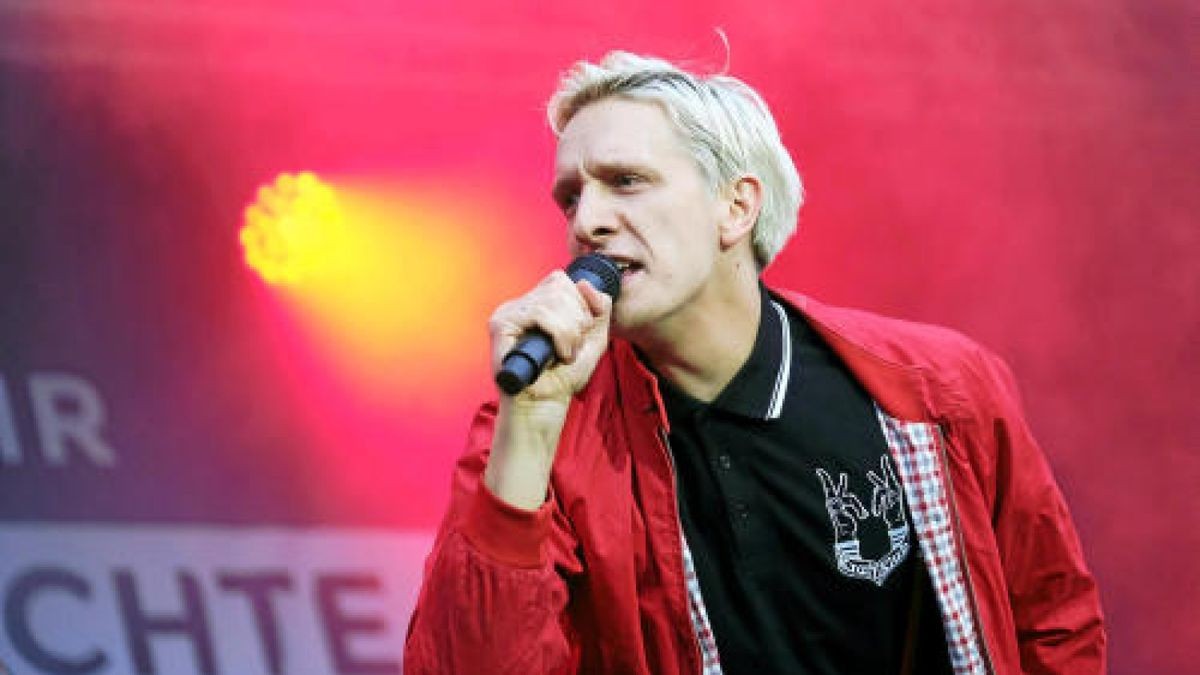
[613,173,642,188]
[558,193,579,213]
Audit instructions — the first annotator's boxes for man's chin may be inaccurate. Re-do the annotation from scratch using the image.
[609,308,638,336]
[609,305,656,341]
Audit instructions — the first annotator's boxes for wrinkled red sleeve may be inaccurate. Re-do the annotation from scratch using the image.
[983,352,1107,674]
[404,401,582,675]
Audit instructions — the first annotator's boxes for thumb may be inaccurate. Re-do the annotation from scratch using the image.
[576,279,613,322]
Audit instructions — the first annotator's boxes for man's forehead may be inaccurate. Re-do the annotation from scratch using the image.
[553,142,656,176]
[553,99,682,174]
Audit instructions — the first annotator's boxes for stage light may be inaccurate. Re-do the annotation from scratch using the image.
[240,172,531,415]
[240,172,342,286]
[238,171,548,528]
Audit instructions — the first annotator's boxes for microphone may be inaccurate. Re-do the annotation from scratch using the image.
[495,253,622,396]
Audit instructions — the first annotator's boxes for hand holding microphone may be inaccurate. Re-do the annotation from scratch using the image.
[489,254,622,400]
[483,254,620,509]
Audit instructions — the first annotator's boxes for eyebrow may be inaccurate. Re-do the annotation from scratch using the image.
[551,160,659,202]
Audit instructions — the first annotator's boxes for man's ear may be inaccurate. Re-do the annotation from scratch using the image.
[719,174,763,250]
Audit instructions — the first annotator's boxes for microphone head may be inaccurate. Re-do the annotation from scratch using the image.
[566,253,622,301]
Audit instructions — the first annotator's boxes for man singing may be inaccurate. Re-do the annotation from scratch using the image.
[404,51,1105,674]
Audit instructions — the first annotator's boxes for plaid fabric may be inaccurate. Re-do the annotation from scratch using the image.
[680,534,724,674]
[876,407,988,675]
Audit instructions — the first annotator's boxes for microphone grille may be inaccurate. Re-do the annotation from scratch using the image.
[567,253,622,301]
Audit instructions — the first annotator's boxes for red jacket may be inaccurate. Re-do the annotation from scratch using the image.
[404,291,1106,674]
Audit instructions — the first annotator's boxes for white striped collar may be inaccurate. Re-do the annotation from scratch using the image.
[700,285,794,421]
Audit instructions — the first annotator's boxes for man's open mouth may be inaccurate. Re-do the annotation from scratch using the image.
[613,260,643,277]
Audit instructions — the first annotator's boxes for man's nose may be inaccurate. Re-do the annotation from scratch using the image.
[571,185,619,247]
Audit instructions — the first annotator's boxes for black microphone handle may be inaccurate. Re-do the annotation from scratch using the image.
[495,254,621,396]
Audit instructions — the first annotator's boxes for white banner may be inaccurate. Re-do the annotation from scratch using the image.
[0,524,434,675]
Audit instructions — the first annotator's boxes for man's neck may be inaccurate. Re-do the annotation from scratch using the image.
[629,268,762,404]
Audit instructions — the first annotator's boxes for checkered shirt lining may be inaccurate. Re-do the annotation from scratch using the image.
[875,407,988,675]
[681,534,725,674]
[675,408,989,675]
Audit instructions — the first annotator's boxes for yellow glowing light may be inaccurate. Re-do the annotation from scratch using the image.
[290,187,498,396]
[240,172,342,285]
[242,172,529,404]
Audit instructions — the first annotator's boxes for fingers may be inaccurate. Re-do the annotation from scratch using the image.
[488,270,595,370]
[528,304,588,364]
[882,456,901,487]
[847,495,869,519]
[576,279,613,320]
[816,468,836,496]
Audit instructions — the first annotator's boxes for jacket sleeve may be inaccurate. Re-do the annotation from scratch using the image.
[404,401,583,675]
[980,351,1107,674]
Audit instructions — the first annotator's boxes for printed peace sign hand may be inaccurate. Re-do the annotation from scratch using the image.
[816,468,869,541]
[867,456,907,530]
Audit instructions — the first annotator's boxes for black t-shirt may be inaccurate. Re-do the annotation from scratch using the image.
[654,286,953,675]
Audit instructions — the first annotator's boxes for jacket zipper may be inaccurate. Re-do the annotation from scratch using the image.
[657,426,708,675]
[933,422,997,675]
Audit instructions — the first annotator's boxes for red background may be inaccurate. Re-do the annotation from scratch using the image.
[1,1,1196,672]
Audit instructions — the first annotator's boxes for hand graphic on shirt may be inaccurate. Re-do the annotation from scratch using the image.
[816,468,869,541]
[867,456,907,531]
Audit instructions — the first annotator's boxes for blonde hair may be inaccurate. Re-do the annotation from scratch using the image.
[548,51,803,269]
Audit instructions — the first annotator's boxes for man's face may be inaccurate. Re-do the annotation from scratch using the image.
[553,98,729,334]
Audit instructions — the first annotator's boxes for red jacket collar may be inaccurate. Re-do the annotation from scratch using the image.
[776,290,941,421]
